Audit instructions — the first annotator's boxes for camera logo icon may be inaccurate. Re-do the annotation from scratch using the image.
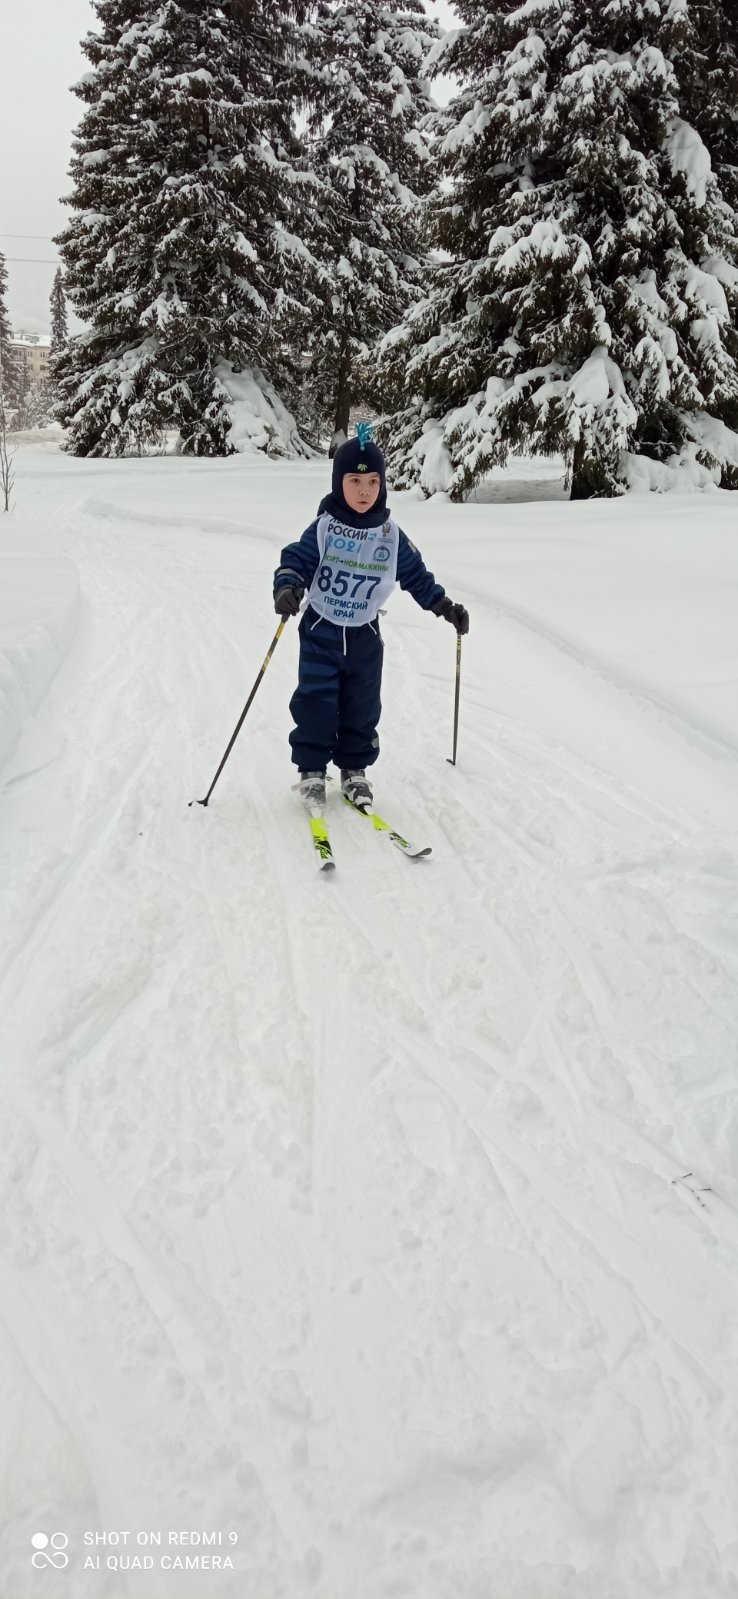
[31,1533,69,1570]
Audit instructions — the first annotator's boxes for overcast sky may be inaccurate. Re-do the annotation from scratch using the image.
[0,0,459,338]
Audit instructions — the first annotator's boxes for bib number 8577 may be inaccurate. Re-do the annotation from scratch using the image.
[317,566,381,601]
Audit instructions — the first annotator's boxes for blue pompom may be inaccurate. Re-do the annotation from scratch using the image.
[355,421,374,451]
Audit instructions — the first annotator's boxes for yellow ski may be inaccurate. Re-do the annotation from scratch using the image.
[309,814,336,871]
[343,798,431,858]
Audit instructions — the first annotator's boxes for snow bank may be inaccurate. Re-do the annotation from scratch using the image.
[216,361,314,459]
[0,531,81,774]
[624,451,718,493]
[624,414,738,492]
[7,424,66,448]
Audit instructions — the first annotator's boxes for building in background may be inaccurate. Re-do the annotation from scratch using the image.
[10,333,51,393]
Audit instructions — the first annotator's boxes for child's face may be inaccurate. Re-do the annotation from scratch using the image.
[342,472,381,514]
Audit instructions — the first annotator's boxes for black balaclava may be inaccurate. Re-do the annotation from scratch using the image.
[318,424,388,525]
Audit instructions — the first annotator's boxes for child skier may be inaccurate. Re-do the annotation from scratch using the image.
[273,425,469,810]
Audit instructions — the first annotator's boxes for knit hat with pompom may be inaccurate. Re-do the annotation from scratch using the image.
[332,422,386,508]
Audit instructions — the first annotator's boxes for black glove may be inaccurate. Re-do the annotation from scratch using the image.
[436,597,469,635]
[274,584,303,617]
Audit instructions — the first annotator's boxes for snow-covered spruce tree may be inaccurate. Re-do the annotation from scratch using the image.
[56,0,319,456]
[12,365,34,432]
[54,0,156,454]
[45,267,70,420]
[0,250,20,420]
[668,0,738,213]
[297,0,439,452]
[380,0,738,499]
[49,269,69,355]
[230,0,339,447]
[663,0,738,480]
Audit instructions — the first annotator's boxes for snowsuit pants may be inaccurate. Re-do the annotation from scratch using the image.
[289,607,383,772]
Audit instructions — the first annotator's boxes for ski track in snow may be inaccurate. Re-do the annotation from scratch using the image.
[1,450,738,1598]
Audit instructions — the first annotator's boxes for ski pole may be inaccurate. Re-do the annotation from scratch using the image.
[447,631,462,767]
[189,618,289,808]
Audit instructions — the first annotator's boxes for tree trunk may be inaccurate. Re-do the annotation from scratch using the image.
[330,337,351,456]
[570,438,600,499]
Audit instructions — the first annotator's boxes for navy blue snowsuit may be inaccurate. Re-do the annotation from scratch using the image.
[274,492,445,773]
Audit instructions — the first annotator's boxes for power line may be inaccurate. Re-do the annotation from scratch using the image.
[0,233,56,240]
[4,257,59,264]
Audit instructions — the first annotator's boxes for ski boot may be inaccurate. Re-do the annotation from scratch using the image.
[341,769,373,809]
[297,770,327,810]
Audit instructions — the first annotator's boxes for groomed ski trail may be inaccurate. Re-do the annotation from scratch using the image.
[2,448,738,1599]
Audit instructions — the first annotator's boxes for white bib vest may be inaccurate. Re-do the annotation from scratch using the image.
[306,512,400,628]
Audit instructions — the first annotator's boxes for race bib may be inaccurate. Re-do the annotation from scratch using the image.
[306,513,400,627]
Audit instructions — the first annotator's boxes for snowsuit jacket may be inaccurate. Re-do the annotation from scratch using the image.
[273,494,446,616]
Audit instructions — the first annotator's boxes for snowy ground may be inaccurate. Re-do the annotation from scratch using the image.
[2,443,738,1599]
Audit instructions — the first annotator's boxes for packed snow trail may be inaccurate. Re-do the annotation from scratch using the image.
[2,446,738,1599]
